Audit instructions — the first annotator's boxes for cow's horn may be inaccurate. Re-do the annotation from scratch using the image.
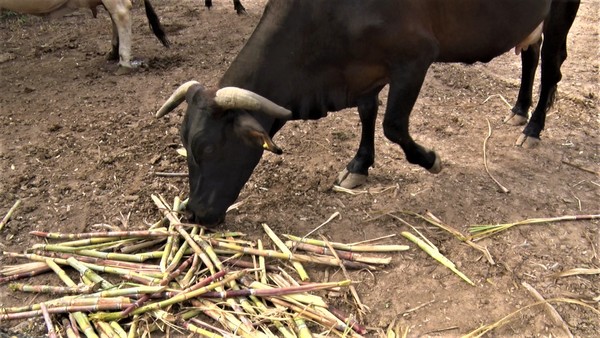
[156,81,201,118]
[215,87,292,120]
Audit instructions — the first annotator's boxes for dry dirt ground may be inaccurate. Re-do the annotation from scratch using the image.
[1,0,599,336]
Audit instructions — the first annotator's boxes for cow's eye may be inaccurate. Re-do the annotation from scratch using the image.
[204,145,215,155]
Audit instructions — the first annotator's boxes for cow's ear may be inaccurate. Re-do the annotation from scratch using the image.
[234,113,283,154]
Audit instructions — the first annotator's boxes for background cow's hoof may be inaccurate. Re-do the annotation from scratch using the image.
[515,134,540,148]
[336,169,367,189]
[115,66,134,76]
[427,153,442,174]
[106,50,119,62]
[503,113,528,126]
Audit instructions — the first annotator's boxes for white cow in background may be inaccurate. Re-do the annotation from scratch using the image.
[0,0,170,73]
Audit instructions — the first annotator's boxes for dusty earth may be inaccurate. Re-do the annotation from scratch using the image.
[1,0,599,336]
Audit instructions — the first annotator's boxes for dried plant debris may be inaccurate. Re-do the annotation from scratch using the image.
[0,195,407,337]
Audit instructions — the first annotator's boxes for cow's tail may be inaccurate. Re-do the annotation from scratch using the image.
[143,0,170,48]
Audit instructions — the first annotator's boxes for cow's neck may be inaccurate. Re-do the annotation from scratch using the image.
[219,0,351,121]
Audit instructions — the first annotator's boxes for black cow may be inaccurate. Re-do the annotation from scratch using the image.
[157,0,563,226]
[506,0,580,148]
[205,0,246,15]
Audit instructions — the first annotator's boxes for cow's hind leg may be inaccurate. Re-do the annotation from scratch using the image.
[505,39,541,126]
[103,0,134,73]
[336,90,382,188]
[516,0,580,148]
[383,61,441,174]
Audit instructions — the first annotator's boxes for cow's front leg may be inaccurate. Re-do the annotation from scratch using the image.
[337,92,381,188]
[383,62,441,174]
[103,0,133,73]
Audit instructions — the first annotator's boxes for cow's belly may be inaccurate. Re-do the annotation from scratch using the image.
[0,0,68,15]
[344,63,389,98]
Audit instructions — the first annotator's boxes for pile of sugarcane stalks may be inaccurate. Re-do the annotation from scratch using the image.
[0,195,408,338]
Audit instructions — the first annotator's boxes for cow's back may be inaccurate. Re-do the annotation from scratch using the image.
[221,0,553,118]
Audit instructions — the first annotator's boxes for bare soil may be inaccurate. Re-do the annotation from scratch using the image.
[1,0,598,336]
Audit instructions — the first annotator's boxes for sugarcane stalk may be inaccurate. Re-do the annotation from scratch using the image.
[33,244,163,262]
[84,286,166,299]
[5,252,161,283]
[293,317,313,338]
[38,251,162,272]
[265,297,343,332]
[164,270,228,299]
[0,263,51,284]
[108,322,127,338]
[119,238,166,254]
[1,296,135,314]
[206,238,376,269]
[63,317,79,338]
[257,240,268,284]
[165,226,198,273]
[66,257,114,289]
[320,237,367,316]
[469,214,600,240]
[401,231,475,286]
[39,303,58,338]
[180,320,226,338]
[0,199,21,231]
[187,317,239,338]
[30,230,175,239]
[176,226,216,273]
[192,233,257,328]
[126,315,139,338]
[0,301,132,320]
[263,223,309,281]
[328,306,367,335]
[70,312,98,338]
[46,259,99,338]
[55,237,117,248]
[180,253,200,288]
[286,242,392,265]
[284,235,409,252]
[208,279,349,304]
[219,255,278,271]
[92,270,246,321]
[120,254,195,317]
[191,299,261,338]
[392,211,495,264]
[247,295,296,338]
[94,321,120,338]
[8,282,100,294]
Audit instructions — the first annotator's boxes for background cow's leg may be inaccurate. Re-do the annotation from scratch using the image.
[383,63,441,173]
[516,0,580,148]
[505,39,541,126]
[233,0,246,15]
[337,91,381,188]
[106,19,119,62]
[103,0,134,73]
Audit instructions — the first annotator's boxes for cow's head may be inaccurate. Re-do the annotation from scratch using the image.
[156,81,292,226]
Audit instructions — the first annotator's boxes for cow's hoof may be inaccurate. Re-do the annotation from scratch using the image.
[336,169,367,189]
[515,134,540,148]
[503,113,528,126]
[115,66,134,76]
[427,152,442,174]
